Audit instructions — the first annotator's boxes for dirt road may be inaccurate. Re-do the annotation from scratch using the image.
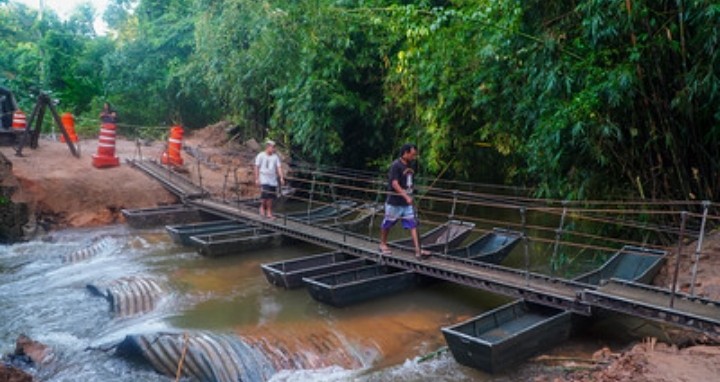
[0,135,177,229]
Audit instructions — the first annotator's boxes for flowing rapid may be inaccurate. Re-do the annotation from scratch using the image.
[0,224,530,381]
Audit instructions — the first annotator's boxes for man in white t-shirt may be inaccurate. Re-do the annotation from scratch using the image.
[254,140,284,219]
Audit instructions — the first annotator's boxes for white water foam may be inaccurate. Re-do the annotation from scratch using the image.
[360,352,483,382]
[259,294,283,324]
[269,365,363,382]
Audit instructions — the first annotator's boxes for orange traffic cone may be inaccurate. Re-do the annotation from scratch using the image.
[91,122,120,168]
[161,125,184,166]
[11,110,26,132]
[60,112,78,143]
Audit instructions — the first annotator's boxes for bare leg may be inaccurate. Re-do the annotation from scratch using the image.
[410,228,421,254]
[379,228,390,252]
[266,198,274,218]
[259,199,265,216]
[410,228,429,256]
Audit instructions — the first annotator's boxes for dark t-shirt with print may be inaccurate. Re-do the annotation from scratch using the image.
[386,158,414,206]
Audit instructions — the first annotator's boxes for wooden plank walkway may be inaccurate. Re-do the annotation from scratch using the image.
[131,160,720,335]
[129,159,208,199]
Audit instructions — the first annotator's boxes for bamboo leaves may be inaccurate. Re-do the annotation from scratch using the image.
[1,0,717,201]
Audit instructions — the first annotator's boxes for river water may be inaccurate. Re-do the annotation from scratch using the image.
[0,216,628,381]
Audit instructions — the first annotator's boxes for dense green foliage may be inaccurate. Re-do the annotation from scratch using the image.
[1,0,718,201]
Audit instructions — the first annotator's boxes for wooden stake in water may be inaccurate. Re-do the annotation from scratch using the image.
[690,202,709,296]
[670,211,688,308]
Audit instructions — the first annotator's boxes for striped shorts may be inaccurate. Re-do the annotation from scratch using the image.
[381,204,417,230]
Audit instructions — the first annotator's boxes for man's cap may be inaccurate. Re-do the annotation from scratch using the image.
[266,139,276,146]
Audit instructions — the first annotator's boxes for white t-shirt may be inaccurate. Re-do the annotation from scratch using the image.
[255,151,282,186]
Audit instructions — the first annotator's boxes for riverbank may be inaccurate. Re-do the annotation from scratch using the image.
[0,122,262,236]
[1,125,719,381]
[0,135,177,236]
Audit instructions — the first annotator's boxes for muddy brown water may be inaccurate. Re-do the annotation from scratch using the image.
[0,210,654,381]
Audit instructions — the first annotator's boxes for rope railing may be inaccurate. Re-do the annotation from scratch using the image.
[202,159,711,236]
[415,206,669,252]
[182,156,718,215]
[265,178,677,255]
[288,174,677,220]
[286,171,711,217]
[181,154,717,298]
[291,163,534,194]
[290,163,720,208]
[285,173,708,229]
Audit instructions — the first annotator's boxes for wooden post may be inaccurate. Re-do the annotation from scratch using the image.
[45,94,79,157]
[32,102,45,149]
[15,97,42,156]
[670,211,688,308]
[690,202,709,296]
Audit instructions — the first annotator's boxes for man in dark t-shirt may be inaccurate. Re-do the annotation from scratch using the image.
[378,143,430,259]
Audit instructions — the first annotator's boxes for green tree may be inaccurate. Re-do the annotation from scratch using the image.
[67,2,97,37]
[0,3,42,106]
[4,0,718,203]
[383,1,720,200]
[102,0,219,130]
[194,0,402,167]
[103,0,135,31]
[1,2,109,116]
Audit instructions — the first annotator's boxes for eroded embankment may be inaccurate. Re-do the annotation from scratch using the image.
[0,139,177,239]
[0,151,30,243]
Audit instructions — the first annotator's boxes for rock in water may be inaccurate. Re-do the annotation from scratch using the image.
[14,334,55,365]
[0,363,33,382]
